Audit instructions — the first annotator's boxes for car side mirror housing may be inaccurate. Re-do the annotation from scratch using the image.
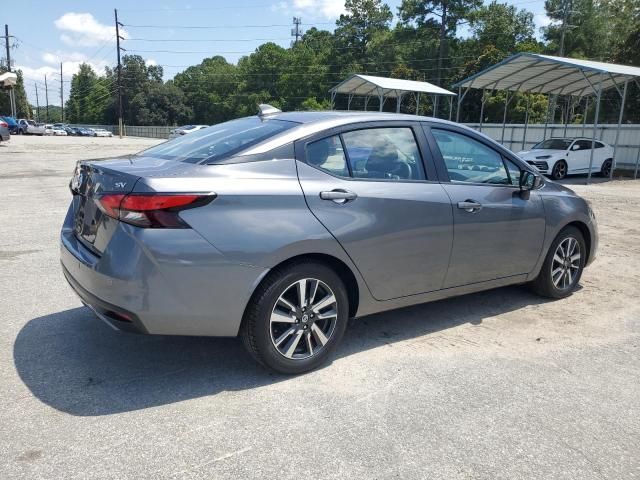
[520,170,542,192]
[571,144,580,151]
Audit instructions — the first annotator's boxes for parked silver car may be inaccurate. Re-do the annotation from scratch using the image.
[61,108,597,373]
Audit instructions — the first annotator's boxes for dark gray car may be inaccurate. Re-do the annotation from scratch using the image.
[0,119,10,142]
[60,108,597,373]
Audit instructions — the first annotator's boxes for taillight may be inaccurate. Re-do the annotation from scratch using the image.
[95,193,215,228]
[0,121,8,128]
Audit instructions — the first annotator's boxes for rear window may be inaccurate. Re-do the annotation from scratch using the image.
[139,117,298,164]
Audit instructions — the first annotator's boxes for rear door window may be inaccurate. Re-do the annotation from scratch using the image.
[341,127,425,181]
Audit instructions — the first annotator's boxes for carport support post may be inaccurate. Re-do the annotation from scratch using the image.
[448,96,453,121]
[396,92,403,113]
[582,96,588,136]
[543,95,552,141]
[587,73,604,185]
[501,91,510,144]
[456,87,462,122]
[415,92,420,115]
[522,94,530,151]
[634,145,640,179]
[478,90,487,132]
[610,79,628,180]
[563,96,570,137]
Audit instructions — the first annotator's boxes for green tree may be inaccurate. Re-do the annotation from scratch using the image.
[399,0,482,93]
[173,56,239,124]
[335,0,393,70]
[66,63,100,123]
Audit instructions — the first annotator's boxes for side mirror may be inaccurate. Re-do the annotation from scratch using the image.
[520,170,542,191]
[571,144,580,151]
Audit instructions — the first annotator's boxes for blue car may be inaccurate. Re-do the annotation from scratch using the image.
[0,116,19,135]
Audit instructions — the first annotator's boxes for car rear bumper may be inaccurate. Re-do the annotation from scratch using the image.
[60,203,268,336]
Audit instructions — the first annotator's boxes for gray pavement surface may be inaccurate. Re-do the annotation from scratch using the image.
[0,135,638,479]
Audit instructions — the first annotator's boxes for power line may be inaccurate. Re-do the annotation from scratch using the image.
[122,22,334,29]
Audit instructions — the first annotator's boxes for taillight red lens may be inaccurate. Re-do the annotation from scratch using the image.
[0,121,8,128]
[95,193,214,228]
[121,194,202,211]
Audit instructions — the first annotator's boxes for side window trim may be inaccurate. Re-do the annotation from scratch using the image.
[338,134,353,177]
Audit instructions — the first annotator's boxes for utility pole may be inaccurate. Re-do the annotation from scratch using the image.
[557,0,575,56]
[115,9,125,138]
[60,62,64,123]
[35,84,40,122]
[434,2,449,118]
[44,74,49,122]
[3,24,17,117]
[291,17,302,45]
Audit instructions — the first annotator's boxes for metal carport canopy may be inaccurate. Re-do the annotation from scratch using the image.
[453,53,640,184]
[331,74,456,98]
[453,53,640,97]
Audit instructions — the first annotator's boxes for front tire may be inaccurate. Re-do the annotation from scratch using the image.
[241,261,349,374]
[550,160,567,180]
[530,226,586,299]
[600,159,612,177]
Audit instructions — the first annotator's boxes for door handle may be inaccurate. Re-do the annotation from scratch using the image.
[457,200,482,213]
[319,189,358,204]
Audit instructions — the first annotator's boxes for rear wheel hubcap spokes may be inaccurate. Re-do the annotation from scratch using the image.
[270,278,338,359]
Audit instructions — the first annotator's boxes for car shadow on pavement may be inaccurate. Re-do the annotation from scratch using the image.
[14,285,549,416]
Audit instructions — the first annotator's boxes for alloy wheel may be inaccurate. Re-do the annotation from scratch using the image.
[551,236,581,290]
[554,162,566,179]
[602,160,612,177]
[269,278,338,360]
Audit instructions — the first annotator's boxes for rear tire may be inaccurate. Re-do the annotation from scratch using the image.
[600,159,612,177]
[241,261,349,374]
[550,160,567,180]
[530,226,586,299]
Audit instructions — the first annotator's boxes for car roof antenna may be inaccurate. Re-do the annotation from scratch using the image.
[257,104,281,118]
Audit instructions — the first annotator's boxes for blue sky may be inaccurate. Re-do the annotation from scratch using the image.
[4,0,550,105]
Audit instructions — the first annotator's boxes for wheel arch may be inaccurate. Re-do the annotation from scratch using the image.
[245,253,360,320]
[565,220,592,264]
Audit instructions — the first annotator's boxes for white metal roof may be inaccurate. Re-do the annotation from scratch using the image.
[453,53,640,97]
[330,74,456,98]
[0,72,18,87]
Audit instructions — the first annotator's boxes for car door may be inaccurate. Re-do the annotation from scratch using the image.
[295,122,453,301]
[426,126,546,288]
[567,140,591,173]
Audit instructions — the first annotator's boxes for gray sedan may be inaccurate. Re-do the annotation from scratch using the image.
[60,108,597,374]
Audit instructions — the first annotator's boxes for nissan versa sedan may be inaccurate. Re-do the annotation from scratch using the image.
[61,107,597,374]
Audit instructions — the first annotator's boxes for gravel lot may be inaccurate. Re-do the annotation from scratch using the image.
[1,135,638,479]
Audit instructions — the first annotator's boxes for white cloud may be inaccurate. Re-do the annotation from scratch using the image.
[534,14,556,29]
[145,58,158,66]
[54,12,128,47]
[17,50,112,87]
[273,0,346,20]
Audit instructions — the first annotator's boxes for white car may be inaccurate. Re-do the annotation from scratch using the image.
[52,127,68,136]
[517,138,614,180]
[92,128,113,137]
[44,124,54,135]
[168,124,208,140]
